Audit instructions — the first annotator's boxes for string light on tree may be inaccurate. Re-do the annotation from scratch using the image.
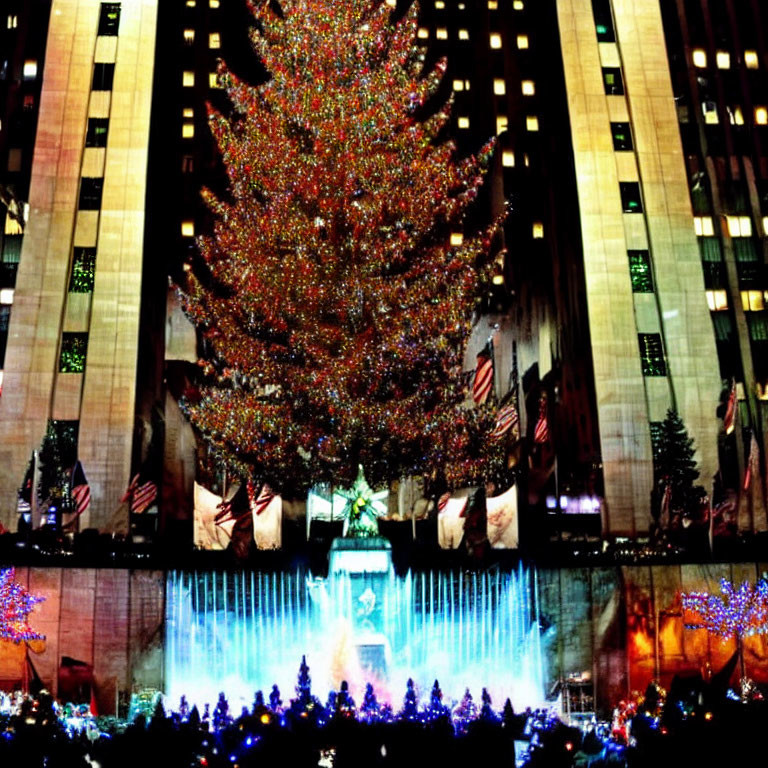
[683,577,768,680]
[0,567,45,644]
[179,0,506,495]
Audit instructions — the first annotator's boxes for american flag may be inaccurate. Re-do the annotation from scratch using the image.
[121,473,158,515]
[533,393,549,444]
[216,482,249,525]
[490,401,519,442]
[472,345,493,405]
[744,431,760,491]
[70,460,91,520]
[249,482,275,516]
[723,379,737,435]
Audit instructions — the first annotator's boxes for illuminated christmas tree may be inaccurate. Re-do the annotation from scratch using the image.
[0,567,45,643]
[682,577,768,680]
[180,0,504,494]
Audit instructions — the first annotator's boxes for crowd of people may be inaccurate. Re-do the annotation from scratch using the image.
[0,671,766,768]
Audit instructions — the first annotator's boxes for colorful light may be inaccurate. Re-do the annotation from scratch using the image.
[0,567,45,644]
[179,0,506,494]
[682,577,768,639]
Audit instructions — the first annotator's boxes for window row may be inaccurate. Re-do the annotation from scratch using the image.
[185,0,221,7]
[692,48,760,70]
[695,215,768,237]
[183,29,220,48]
[701,102,767,125]
[706,289,768,313]
[183,71,222,88]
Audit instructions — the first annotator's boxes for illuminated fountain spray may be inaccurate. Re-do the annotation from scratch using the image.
[165,542,544,711]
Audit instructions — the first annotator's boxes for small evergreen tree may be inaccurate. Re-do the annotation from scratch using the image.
[479,688,498,722]
[360,683,380,721]
[178,695,189,720]
[426,679,449,721]
[213,692,230,730]
[400,678,419,721]
[654,409,707,522]
[252,690,266,716]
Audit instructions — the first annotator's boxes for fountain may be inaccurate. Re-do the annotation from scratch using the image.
[165,552,545,711]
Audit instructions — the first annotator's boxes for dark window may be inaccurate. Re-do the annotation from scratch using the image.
[0,305,9,366]
[59,333,88,373]
[85,118,109,147]
[749,313,768,341]
[182,154,195,173]
[2,235,22,264]
[737,261,760,287]
[602,67,624,95]
[78,178,103,210]
[592,0,615,42]
[98,3,121,36]
[699,238,722,262]
[69,248,96,293]
[712,312,733,341]
[702,260,726,289]
[638,333,666,376]
[733,238,758,262]
[628,250,654,292]
[611,122,633,151]
[620,182,643,213]
[92,63,115,91]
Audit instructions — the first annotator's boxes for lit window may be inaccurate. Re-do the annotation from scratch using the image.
[493,78,505,95]
[628,250,653,292]
[183,108,194,118]
[488,0,498,8]
[521,80,535,95]
[742,290,765,312]
[726,216,752,237]
[69,247,96,293]
[702,101,718,123]
[4,210,23,236]
[181,221,195,237]
[706,290,728,311]
[492,273,504,286]
[417,27,429,39]
[611,122,633,151]
[0,288,14,305]
[694,216,714,236]
[7,14,18,28]
[513,0,524,8]
[692,49,707,68]
[209,0,220,7]
[22,60,37,80]
[457,116,470,129]
[453,79,464,91]
[745,50,758,69]
[516,34,528,49]
[524,153,530,167]
[185,0,196,6]
[502,150,515,167]
[450,233,464,246]
[59,333,89,374]
[183,71,195,87]
[496,116,508,134]
[763,216,768,236]
[730,106,745,125]
[458,29,469,41]
[182,123,194,138]
[209,72,221,88]
[183,28,195,44]
[209,32,221,49]
[490,33,502,49]
[532,222,544,239]
[436,28,447,40]
[620,182,643,213]
[386,0,396,6]
[434,0,445,7]
[603,68,624,95]
[98,3,121,35]
[638,333,666,376]
[457,2,465,8]
[716,51,730,69]
[526,115,538,131]
[463,79,471,90]
[755,107,768,125]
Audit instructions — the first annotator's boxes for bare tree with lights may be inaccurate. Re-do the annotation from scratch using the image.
[179,0,505,496]
[683,577,768,684]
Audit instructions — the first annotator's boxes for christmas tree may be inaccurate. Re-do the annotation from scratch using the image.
[360,682,381,721]
[653,409,706,523]
[180,0,504,495]
[0,567,45,643]
[425,679,449,721]
[400,677,419,721]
